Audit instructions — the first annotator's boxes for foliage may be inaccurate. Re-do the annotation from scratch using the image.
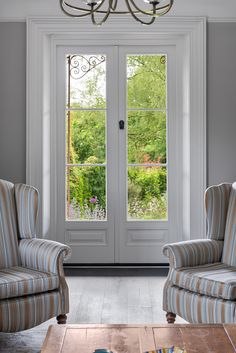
[66,54,167,220]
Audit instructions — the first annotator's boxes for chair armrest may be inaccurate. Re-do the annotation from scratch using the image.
[19,238,71,274]
[163,239,224,269]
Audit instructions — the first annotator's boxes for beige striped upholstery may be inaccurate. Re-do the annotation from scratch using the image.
[0,266,59,300]
[222,182,236,267]
[0,179,71,332]
[169,262,236,300]
[205,183,231,240]
[19,238,71,274]
[164,284,236,324]
[163,239,223,269]
[163,181,236,324]
[0,180,19,268]
[0,291,63,332]
[15,183,39,239]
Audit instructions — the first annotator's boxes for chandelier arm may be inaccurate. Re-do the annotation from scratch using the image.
[60,0,174,24]
[125,0,156,25]
[128,0,171,16]
[109,0,118,11]
[91,3,111,26]
[61,0,172,15]
[153,0,174,16]
[61,0,107,17]
[152,3,173,17]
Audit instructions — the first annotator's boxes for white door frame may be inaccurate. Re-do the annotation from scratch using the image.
[27,17,206,257]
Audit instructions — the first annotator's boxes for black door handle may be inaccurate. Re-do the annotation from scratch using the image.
[119,120,125,130]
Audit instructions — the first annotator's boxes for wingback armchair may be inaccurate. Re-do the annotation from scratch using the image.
[0,179,71,332]
[163,182,236,324]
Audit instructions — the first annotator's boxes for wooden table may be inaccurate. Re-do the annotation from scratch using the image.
[41,324,236,353]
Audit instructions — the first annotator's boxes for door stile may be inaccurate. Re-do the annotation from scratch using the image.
[107,46,120,263]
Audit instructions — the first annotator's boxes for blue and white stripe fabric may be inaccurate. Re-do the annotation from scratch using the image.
[205,183,231,240]
[165,284,236,324]
[169,262,236,300]
[222,182,236,267]
[15,183,39,239]
[163,239,223,269]
[19,238,71,274]
[163,181,236,324]
[0,291,63,332]
[0,180,19,268]
[0,266,59,300]
[0,179,71,332]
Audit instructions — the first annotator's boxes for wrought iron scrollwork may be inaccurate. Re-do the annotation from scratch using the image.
[160,56,166,65]
[67,55,106,80]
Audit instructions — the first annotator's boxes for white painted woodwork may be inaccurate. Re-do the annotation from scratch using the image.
[26,17,206,264]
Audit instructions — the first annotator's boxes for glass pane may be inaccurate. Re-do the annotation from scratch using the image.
[128,166,167,220]
[66,110,106,164]
[66,166,106,221]
[66,54,106,109]
[127,55,167,109]
[128,111,166,164]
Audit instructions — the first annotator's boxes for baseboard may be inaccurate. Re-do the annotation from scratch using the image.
[64,263,169,268]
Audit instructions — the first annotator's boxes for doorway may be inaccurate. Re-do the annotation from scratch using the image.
[56,44,178,263]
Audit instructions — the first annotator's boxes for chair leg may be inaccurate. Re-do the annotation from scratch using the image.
[57,314,67,324]
[166,312,176,324]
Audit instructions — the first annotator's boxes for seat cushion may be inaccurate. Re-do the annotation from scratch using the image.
[169,262,236,300]
[0,266,59,300]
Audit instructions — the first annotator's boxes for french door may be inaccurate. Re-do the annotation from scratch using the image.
[56,44,178,264]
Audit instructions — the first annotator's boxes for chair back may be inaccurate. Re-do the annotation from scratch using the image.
[205,183,232,240]
[15,183,39,239]
[0,180,19,268]
[222,182,236,266]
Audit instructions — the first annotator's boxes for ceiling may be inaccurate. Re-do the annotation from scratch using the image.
[0,0,236,21]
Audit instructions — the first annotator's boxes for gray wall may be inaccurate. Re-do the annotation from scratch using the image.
[0,23,26,183]
[0,22,236,185]
[208,23,236,185]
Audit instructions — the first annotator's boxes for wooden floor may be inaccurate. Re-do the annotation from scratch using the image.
[61,268,186,324]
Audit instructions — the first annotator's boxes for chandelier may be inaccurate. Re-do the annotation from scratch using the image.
[60,0,174,26]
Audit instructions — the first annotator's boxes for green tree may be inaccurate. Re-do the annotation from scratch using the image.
[67,54,168,220]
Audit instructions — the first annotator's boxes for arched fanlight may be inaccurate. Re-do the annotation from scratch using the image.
[60,0,174,26]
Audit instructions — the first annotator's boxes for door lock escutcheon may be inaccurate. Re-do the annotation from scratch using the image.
[119,120,125,130]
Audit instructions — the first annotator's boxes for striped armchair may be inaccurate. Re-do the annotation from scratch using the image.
[163,182,236,324]
[0,179,71,332]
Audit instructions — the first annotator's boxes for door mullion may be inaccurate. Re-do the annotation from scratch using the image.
[117,47,128,263]
[110,46,121,263]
